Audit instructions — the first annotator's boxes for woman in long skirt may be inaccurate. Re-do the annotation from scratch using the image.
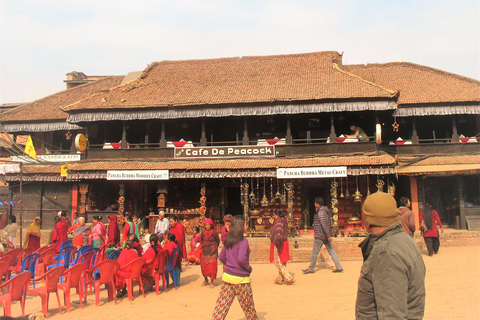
[269,209,294,285]
[24,217,41,252]
[200,218,220,288]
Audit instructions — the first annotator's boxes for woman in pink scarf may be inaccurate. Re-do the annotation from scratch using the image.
[92,215,107,248]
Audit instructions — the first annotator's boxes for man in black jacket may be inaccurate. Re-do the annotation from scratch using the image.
[303,197,343,274]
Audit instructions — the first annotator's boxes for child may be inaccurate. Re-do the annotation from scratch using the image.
[212,215,258,319]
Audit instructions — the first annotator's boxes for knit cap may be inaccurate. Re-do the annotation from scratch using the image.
[362,191,399,227]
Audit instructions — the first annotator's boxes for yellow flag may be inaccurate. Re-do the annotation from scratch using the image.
[24,135,36,159]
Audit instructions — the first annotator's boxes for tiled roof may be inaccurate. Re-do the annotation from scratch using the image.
[343,63,480,105]
[1,76,124,122]
[398,154,480,166]
[63,52,397,112]
[66,154,396,172]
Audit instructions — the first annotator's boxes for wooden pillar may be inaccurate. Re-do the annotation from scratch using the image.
[412,120,419,144]
[78,183,89,219]
[242,120,249,145]
[160,122,167,148]
[409,176,420,230]
[145,122,150,145]
[286,117,293,144]
[200,119,207,146]
[458,176,466,229]
[329,116,337,143]
[121,121,127,149]
[451,116,459,143]
[71,184,79,222]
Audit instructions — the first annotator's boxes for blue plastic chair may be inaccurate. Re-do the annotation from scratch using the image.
[165,248,179,290]
[49,246,76,270]
[53,240,72,261]
[71,245,93,266]
[108,249,122,261]
[90,248,101,268]
[11,253,40,288]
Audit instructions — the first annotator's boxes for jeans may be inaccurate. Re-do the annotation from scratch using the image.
[308,239,343,270]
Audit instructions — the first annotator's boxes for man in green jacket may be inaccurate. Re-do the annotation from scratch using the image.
[356,192,426,319]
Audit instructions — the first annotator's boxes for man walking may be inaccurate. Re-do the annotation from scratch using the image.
[303,197,343,274]
[397,197,416,237]
[356,192,425,319]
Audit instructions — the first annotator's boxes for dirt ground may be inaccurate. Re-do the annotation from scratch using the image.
[10,245,480,320]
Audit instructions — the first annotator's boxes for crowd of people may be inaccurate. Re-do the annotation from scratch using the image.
[0,192,448,319]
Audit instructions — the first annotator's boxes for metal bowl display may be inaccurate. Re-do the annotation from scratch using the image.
[250,209,261,216]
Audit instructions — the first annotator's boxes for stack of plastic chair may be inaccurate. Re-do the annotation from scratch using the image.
[84,260,120,306]
[53,240,72,261]
[0,260,11,294]
[57,262,87,312]
[27,266,65,317]
[119,257,146,301]
[151,250,167,295]
[50,246,76,270]
[0,272,31,317]
[164,248,179,291]
[4,248,22,278]
[37,247,57,277]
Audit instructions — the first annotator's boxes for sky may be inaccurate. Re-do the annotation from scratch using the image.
[0,0,479,104]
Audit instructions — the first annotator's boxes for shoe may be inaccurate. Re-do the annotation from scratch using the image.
[433,252,438,254]
[428,254,433,256]
[116,288,127,298]
[332,269,343,273]
[302,268,312,273]
[303,269,315,274]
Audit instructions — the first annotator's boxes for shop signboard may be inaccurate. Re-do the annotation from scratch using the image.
[106,170,169,180]
[276,166,347,179]
[174,145,275,159]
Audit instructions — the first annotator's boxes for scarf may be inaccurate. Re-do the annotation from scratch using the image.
[23,216,41,248]
[270,217,288,249]
[73,223,91,244]
[108,214,121,245]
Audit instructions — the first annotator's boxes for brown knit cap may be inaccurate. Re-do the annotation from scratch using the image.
[362,191,399,227]
[223,214,233,222]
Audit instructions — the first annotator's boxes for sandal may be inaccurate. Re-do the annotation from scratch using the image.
[201,281,208,287]
[286,279,296,285]
[209,282,215,288]
[274,277,284,285]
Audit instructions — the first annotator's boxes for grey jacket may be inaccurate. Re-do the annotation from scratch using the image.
[313,206,333,241]
[356,222,426,320]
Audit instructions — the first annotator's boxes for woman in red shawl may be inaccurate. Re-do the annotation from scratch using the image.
[141,234,162,289]
[162,233,179,287]
[269,209,294,285]
[107,214,120,246]
[200,218,220,288]
[116,240,140,297]
[168,215,187,284]
[52,215,69,252]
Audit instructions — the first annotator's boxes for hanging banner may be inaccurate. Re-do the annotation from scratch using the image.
[106,170,169,180]
[174,145,275,159]
[276,166,347,179]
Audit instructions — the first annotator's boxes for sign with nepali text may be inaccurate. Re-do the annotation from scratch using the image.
[174,146,275,159]
[276,166,347,179]
[106,170,169,180]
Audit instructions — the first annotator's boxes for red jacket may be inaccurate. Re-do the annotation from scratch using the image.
[419,210,443,237]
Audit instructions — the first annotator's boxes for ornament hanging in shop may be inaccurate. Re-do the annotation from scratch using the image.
[275,179,282,200]
[367,175,371,196]
[392,116,400,132]
[354,176,362,202]
[270,178,275,205]
[261,177,269,207]
[345,176,350,197]
[65,130,72,140]
[256,178,260,204]
[340,178,344,198]
[249,177,256,207]
[280,180,287,205]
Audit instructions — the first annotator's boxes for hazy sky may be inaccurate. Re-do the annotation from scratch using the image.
[1,0,479,104]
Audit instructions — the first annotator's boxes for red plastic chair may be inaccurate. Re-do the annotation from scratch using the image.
[151,250,168,295]
[58,262,87,312]
[0,272,31,317]
[84,260,120,306]
[27,266,65,317]
[119,257,146,301]
[0,261,11,294]
[38,248,57,276]
[3,249,21,278]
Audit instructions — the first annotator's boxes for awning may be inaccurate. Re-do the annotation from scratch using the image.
[397,164,480,175]
[394,104,480,117]
[66,100,397,123]
[4,122,84,133]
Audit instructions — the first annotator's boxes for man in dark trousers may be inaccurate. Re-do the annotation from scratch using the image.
[356,191,425,319]
[302,197,343,274]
